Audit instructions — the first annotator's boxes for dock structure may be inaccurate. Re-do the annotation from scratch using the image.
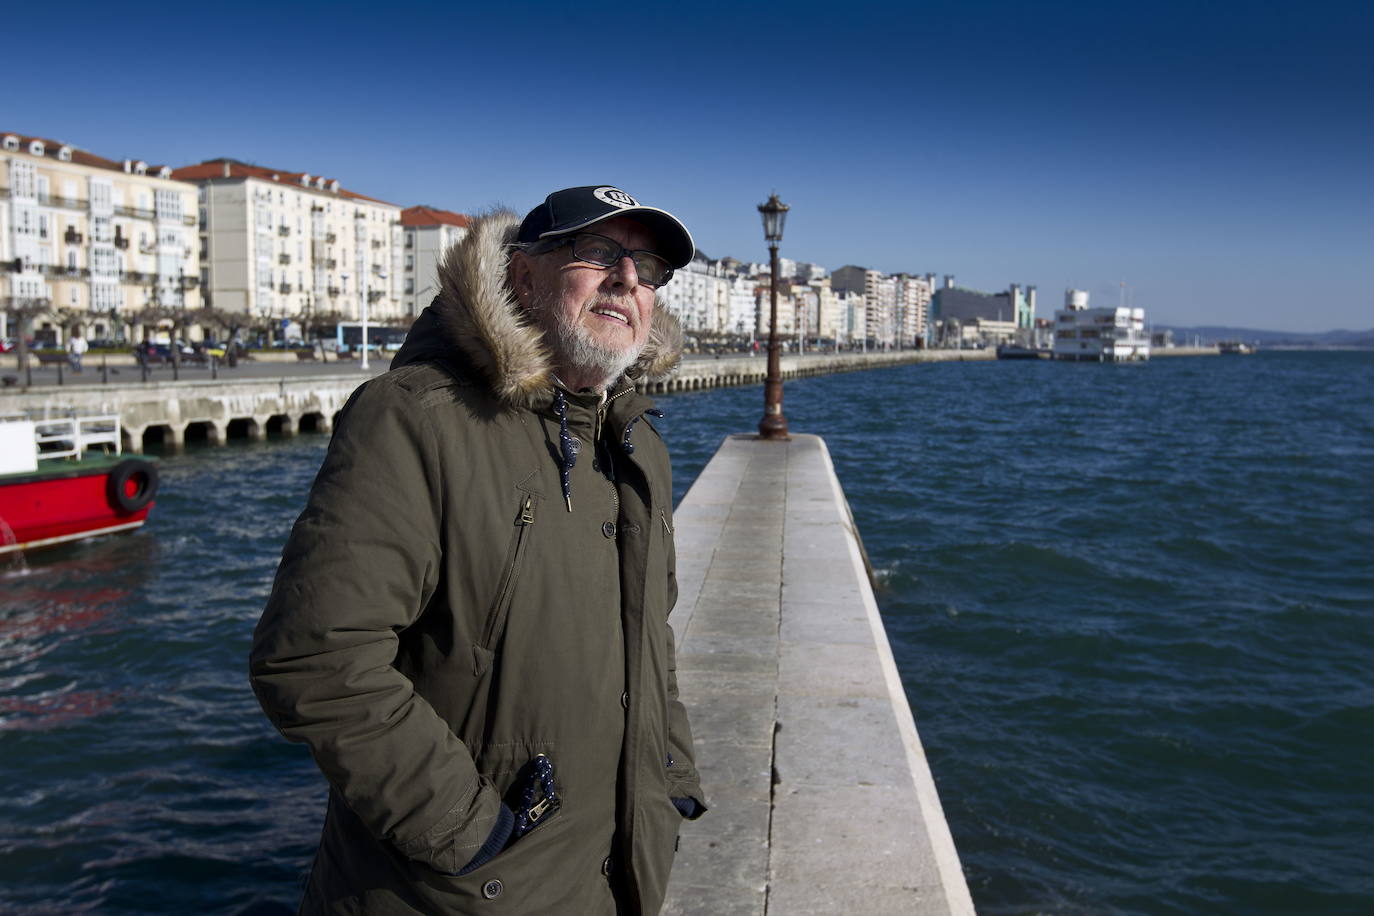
[0,373,369,453]
[664,434,974,916]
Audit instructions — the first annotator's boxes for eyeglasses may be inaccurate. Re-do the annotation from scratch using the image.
[530,232,674,287]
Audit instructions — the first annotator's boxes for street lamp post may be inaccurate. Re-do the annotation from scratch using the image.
[359,262,370,371]
[757,193,790,440]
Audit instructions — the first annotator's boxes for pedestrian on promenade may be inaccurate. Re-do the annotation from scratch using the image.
[250,186,706,914]
[66,331,88,373]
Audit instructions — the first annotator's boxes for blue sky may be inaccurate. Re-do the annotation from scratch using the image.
[8,0,1370,332]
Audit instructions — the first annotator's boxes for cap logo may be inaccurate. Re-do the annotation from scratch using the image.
[593,187,638,209]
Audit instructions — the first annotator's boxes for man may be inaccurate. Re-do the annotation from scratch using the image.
[66,330,88,373]
[251,186,705,914]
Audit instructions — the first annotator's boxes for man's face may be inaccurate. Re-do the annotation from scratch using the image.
[515,217,660,390]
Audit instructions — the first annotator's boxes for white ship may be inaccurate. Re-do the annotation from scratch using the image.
[1052,288,1150,362]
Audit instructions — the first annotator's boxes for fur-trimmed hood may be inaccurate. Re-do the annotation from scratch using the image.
[391,210,683,408]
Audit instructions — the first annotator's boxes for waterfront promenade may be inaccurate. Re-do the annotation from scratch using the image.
[0,350,993,451]
[0,345,1216,452]
[663,434,974,915]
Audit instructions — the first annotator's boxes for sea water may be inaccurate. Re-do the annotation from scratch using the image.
[1,351,1370,913]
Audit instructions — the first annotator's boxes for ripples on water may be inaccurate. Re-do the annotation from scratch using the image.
[1,352,1370,913]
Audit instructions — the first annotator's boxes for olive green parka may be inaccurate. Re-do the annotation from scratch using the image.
[250,211,704,914]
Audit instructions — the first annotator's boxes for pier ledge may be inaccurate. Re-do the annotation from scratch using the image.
[664,434,974,915]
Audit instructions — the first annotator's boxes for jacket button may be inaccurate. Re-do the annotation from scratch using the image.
[602,521,616,538]
[482,879,503,899]
[602,856,614,876]
[620,691,629,709]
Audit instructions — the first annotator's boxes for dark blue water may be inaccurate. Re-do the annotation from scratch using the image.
[2,351,1371,913]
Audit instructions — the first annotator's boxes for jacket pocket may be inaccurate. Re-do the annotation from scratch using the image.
[476,492,539,668]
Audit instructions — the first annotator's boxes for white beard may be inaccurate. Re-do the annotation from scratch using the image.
[532,290,642,390]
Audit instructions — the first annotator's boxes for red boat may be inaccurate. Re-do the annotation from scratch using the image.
[0,414,158,555]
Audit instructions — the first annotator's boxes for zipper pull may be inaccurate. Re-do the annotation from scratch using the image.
[519,496,535,525]
[661,511,673,536]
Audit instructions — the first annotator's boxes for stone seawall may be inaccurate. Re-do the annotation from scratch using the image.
[644,349,993,395]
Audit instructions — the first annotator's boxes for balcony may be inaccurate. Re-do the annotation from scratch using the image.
[64,229,84,245]
[279,253,291,265]
[122,271,148,284]
[327,286,340,297]
[40,194,88,211]
[279,283,293,294]
[44,265,90,279]
[278,225,290,237]
[182,215,197,226]
[114,236,129,250]
[325,232,337,243]
[323,259,337,269]
[113,204,156,220]
[367,290,384,303]
[371,239,383,249]
[139,243,158,255]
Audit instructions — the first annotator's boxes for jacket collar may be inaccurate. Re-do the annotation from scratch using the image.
[391,210,683,409]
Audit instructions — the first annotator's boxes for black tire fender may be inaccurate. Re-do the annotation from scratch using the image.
[108,459,158,514]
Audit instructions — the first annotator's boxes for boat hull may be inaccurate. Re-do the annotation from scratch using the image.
[0,458,157,554]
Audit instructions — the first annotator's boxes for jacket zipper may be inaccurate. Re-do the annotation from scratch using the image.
[596,399,622,520]
[481,495,536,649]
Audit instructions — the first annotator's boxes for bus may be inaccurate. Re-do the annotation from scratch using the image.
[335,322,409,354]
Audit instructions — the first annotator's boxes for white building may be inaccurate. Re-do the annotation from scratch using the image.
[660,254,732,334]
[401,206,469,318]
[2,131,200,344]
[1052,288,1150,361]
[893,273,933,346]
[173,159,403,330]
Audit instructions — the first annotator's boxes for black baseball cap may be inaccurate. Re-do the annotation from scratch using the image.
[517,186,695,269]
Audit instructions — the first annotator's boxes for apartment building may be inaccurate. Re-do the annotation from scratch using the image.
[659,253,728,334]
[831,265,900,347]
[172,159,403,329]
[893,273,933,347]
[400,206,469,318]
[1,131,200,342]
[930,277,1037,347]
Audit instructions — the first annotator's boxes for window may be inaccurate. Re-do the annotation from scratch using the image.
[67,250,77,270]
[405,254,413,270]
[405,278,414,294]
[92,246,118,276]
[93,282,121,311]
[90,181,112,212]
[9,160,36,198]
[70,286,80,305]
[38,214,48,239]
[155,190,182,222]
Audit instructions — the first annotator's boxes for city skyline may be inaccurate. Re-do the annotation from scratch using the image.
[8,0,1370,333]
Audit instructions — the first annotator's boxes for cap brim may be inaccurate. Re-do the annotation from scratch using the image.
[538,206,695,270]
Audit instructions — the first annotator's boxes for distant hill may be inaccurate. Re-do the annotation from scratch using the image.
[1157,325,1374,349]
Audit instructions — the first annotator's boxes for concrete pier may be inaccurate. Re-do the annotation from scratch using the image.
[664,434,974,915]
